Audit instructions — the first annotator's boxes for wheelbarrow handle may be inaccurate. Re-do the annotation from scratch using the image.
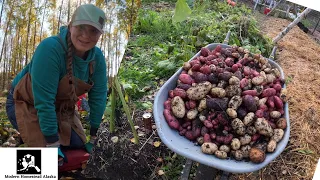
[223,30,231,45]
[269,46,277,60]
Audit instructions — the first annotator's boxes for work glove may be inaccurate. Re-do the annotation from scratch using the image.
[85,136,96,153]
[47,141,68,166]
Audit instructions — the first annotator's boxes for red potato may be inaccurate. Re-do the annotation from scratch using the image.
[207,55,215,61]
[240,78,249,89]
[242,90,257,96]
[169,90,174,98]
[200,65,211,75]
[258,104,268,110]
[199,56,206,63]
[179,74,194,85]
[163,109,180,130]
[231,64,238,72]
[181,70,188,74]
[255,109,264,118]
[273,83,282,92]
[189,100,197,109]
[201,47,210,57]
[251,133,261,142]
[212,59,219,66]
[261,88,276,97]
[273,96,284,109]
[243,66,251,76]
[185,101,190,110]
[179,129,187,136]
[268,121,276,129]
[164,99,171,110]
[177,83,191,91]
[225,57,235,67]
[224,134,233,144]
[204,133,211,143]
[173,88,187,99]
[190,59,200,67]
[210,133,216,140]
[185,131,195,140]
[204,120,213,129]
[267,96,275,108]
[194,72,208,83]
[252,70,260,77]
[192,64,201,71]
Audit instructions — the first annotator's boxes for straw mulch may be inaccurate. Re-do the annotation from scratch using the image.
[230,14,320,180]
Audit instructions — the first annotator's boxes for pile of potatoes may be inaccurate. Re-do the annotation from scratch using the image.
[163,45,288,163]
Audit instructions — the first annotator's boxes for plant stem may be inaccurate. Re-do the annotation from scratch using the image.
[109,80,116,133]
[114,76,139,144]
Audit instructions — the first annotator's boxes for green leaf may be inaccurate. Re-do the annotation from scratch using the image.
[172,0,192,23]
[298,149,314,155]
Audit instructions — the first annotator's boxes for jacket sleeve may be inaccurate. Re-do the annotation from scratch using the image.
[30,38,62,143]
[88,48,107,136]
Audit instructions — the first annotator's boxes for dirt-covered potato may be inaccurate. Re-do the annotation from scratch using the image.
[232,150,244,161]
[197,137,204,145]
[171,96,186,118]
[252,76,265,86]
[246,126,257,135]
[266,74,276,83]
[198,98,207,112]
[229,76,240,85]
[241,145,251,158]
[225,85,242,97]
[217,80,228,89]
[201,142,218,155]
[186,109,198,120]
[243,112,255,126]
[270,111,281,119]
[228,95,242,110]
[210,87,226,98]
[226,108,237,118]
[199,115,206,122]
[231,118,246,135]
[267,139,277,152]
[215,150,228,159]
[240,134,252,145]
[272,129,284,142]
[258,97,268,106]
[187,81,212,100]
[219,145,231,153]
[231,138,241,150]
[255,118,274,137]
[249,147,266,163]
[254,142,268,152]
[276,118,287,129]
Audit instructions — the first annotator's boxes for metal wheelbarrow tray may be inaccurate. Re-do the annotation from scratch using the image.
[153,43,290,173]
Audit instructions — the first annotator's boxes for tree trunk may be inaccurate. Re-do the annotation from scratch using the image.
[0,0,5,26]
[33,0,41,54]
[67,0,71,23]
[25,0,33,67]
[2,39,7,91]
[40,0,48,42]
[58,0,63,31]
[0,8,13,63]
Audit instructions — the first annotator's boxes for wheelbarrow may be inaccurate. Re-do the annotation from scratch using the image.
[153,32,290,178]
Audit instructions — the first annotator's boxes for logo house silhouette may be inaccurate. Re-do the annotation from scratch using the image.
[17,150,41,175]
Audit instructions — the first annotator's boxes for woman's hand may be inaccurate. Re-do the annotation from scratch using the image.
[85,136,96,153]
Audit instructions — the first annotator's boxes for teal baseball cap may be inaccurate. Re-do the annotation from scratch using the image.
[71,4,106,33]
